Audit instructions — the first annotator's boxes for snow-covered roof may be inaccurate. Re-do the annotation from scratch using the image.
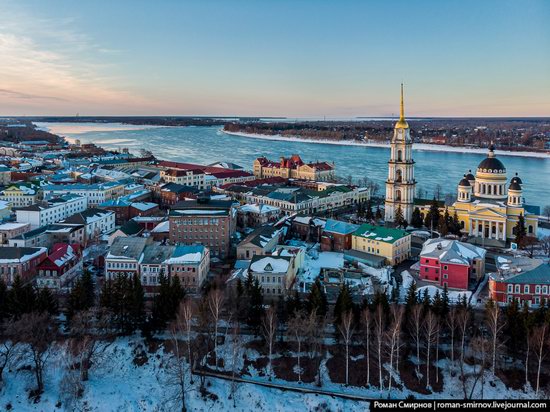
[250,256,290,274]
[421,238,486,265]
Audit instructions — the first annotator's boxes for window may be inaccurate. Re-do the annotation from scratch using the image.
[443,265,448,270]
[524,285,530,294]
[507,284,513,293]
[515,285,520,293]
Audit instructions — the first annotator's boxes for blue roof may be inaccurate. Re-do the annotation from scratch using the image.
[324,219,359,235]
[172,244,205,258]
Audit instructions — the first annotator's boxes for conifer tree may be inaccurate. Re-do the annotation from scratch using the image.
[286,290,302,317]
[128,273,145,331]
[306,278,328,317]
[424,197,441,231]
[394,205,405,228]
[366,200,374,220]
[6,275,36,318]
[334,284,354,328]
[36,288,58,315]
[451,211,461,236]
[404,282,418,310]
[0,279,7,320]
[515,213,527,247]
[247,278,264,334]
[441,284,450,315]
[66,270,95,320]
[375,204,382,220]
[411,207,423,228]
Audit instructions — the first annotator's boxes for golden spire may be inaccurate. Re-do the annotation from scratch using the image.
[400,82,405,121]
[395,83,409,129]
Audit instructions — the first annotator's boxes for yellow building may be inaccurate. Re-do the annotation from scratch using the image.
[352,224,411,266]
[416,145,539,243]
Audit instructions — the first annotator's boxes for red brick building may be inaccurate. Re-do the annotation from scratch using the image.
[419,239,486,290]
[320,219,359,252]
[489,260,550,307]
[169,198,235,258]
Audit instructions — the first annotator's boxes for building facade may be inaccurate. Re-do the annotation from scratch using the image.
[385,84,416,223]
[419,239,486,290]
[415,145,539,242]
[352,224,411,266]
[169,198,236,258]
[16,194,87,228]
[253,154,335,181]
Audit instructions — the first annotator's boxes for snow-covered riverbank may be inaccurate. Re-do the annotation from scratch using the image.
[222,129,550,159]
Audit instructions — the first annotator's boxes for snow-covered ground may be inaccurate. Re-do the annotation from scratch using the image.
[1,334,541,411]
[0,338,366,412]
[416,284,472,303]
[222,130,550,159]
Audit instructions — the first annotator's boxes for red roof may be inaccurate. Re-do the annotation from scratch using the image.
[38,243,81,269]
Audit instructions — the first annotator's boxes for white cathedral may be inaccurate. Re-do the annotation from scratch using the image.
[384,84,416,223]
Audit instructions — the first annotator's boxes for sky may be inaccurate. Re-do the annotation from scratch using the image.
[0,0,549,117]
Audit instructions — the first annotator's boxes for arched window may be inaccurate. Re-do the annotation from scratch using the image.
[396,169,402,182]
[397,150,403,162]
[528,225,533,234]
[395,190,401,201]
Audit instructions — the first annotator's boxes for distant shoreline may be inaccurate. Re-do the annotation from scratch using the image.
[221,129,550,159]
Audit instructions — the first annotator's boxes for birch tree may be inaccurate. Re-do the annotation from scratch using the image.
[374,304,385,392]
[423,310,439,389]
[532,324,547,396]
[262,305,277,380]
[485,300,505,377]
[447,307,458,365]
[361,308,372,387]
[386,304,404,393]
[287,310,307,383]
[338,310,355,386]
[207,288,224,370]
[176,298,195,383]
[409,304,423,378]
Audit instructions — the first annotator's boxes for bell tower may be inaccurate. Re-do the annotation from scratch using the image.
[385,84,416,224]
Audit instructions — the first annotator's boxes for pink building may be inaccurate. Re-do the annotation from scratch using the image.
[419,239,486,290]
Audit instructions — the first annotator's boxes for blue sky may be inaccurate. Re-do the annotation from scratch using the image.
[0,0,549,116]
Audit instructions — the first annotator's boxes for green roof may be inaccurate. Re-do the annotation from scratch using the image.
[353,224,409,244]
[502,264,550,285]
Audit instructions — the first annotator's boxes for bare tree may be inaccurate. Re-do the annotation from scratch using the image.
[338,310,355,386]
[423,310,439,389]
[0,319,19,388]
[68,308,113,382]
[207,288,224,370]
[166,322,192,412]
[525,330,532,389]
[485,302,505,377]
[409,304,423,378]
[287,310,307,383]
[373,304,385,392]
[447,307,458,365]
[532,324,547,396]
[385,305,404,393]
[303,308,325,386]
[262,305,277,380]
[228,319,243,407]
[16,312,56,394]
[457,308,470,399]
[176,298,195,384]
[361,308,372,387]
